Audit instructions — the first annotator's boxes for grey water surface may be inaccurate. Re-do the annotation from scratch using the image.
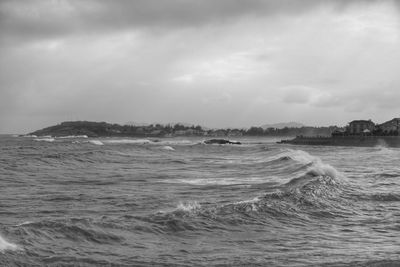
[1,135,400,266]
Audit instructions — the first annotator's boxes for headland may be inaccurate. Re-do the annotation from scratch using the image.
[28,121,335,138]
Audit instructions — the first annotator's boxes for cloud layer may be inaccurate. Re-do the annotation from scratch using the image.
[1,0,400,133]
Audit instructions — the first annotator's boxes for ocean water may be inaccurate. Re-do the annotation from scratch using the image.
[1,135,400,266]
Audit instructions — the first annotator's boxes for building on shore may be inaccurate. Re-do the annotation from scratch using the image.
[376,118,400,135]
[347,120,375,135]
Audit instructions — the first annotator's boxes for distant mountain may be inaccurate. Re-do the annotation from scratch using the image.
[261,122,305,129]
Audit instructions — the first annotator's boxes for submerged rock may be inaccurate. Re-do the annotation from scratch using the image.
[204,139,241,145]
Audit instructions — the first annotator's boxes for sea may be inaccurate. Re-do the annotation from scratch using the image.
[0,135,400,266]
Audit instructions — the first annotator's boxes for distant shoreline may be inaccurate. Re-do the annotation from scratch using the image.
[28,121,339,138]
[279,135,400,147]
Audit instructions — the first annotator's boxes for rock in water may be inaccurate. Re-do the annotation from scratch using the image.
[204,139,241,145]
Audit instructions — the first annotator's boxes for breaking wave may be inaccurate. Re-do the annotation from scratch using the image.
[3,136,399,266]
[175,201,201,213]
[88,140,104,146]
[0,234,18,252]
[161,146,175,151]
[57,135,88,139]
[34,138,55,142]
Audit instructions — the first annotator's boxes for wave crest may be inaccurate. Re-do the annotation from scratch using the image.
[88,140,104,146]
[34,138,55,142]
[0,234,18,252]
[161,146,175,151]
[175,201,201,213]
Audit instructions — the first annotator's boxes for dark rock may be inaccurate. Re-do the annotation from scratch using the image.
[204,139,241,145]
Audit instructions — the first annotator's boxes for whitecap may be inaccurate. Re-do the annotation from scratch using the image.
[285,149,315,164]
[307,161,340,179]
[22,135,37,138]
[231,197,261,212]
[89,140,104,146]
[156,201,201,215]
[34,138,55,142]
[176,201,201,212]
[103,139,151,144]
[232,197,261,205]
[0,235,18,252]
[161,146,175,151]
[58,135,88,139]
[15,221,33,227]
[284,149,341,179]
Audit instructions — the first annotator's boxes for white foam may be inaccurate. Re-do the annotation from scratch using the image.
[157,201,201,214]
[286,149,341,179]
[232,197,260,205]
[34,138,55,142]
[22,135,37,138]
[15,221,33,227]
[58,135,88,139]
[307,161,340,179]
[176,201,201,212]
[89,140,104,146]
[286,149,315,164]
[161,146,175,151]
[103,139,151,144]
[0,235,18,252]
[232,197,261,212]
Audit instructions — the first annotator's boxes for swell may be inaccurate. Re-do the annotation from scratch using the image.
[139,149,355,233]
[13,219,124,245]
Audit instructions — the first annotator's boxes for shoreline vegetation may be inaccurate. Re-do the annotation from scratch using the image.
[28,121,339,138]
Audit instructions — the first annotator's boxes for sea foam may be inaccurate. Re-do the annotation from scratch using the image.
[58,135,88,139]
[175,201,201,213]
[0,235,18,252]
[89,140,104,146]
[34,138,55,142]
[285,149,341,179]
[161,146,175,151]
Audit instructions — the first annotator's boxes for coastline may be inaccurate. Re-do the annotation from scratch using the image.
[279,135,400,147]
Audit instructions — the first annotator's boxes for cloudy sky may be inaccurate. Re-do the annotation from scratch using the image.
[1,0,400,133]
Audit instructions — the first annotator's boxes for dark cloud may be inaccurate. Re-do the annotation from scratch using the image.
[1,0,399,133]
[0,0,383,43]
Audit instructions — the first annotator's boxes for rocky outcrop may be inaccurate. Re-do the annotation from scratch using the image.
[30,121,118,137]
[204,139,241,145]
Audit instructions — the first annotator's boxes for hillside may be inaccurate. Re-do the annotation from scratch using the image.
[30,121,123,137]
[30,121,340,138]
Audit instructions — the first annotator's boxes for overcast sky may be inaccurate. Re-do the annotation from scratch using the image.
[1,0,400,133]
